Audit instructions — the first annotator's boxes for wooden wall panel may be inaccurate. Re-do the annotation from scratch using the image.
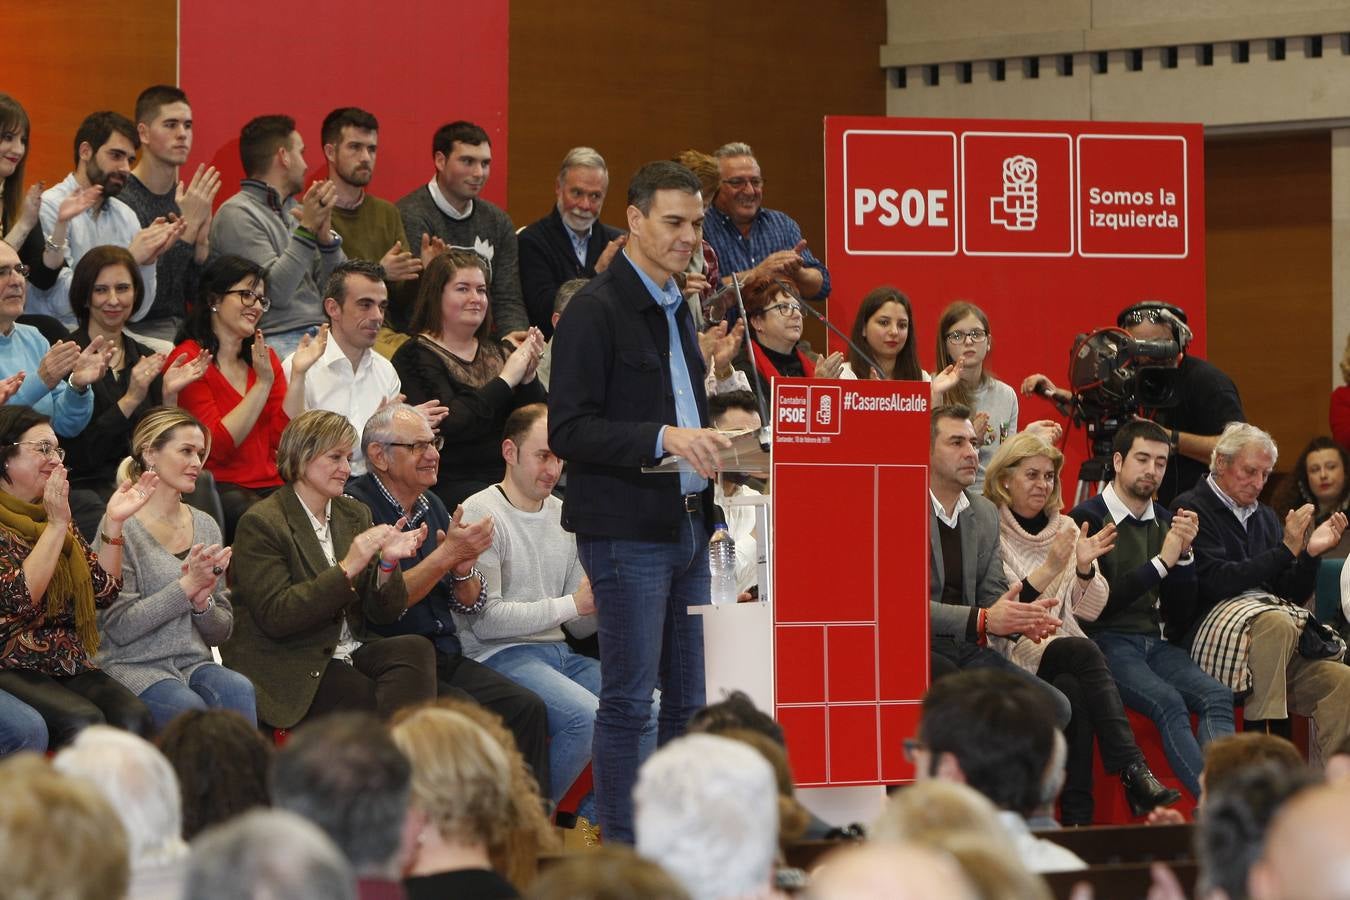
[8,1,177,190]
[1205,132,1332,471]
[507,0,889,302]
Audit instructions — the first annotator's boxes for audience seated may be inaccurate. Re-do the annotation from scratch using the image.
[94,407,256,729]
[735,275,847,390]
[526,845,691,900]
[121,85,218,343]
[1170,422,1350,757]
[395,121,528,338]
[53,725,189,900]
[718,727,812,854]
[0,687,46,756]
[32,110,184,327]
[1272,435,1350,560]
[185,808,356,900]
[702,141,829,301]
[872,780,1018,851]
[155,709,272,840]
[0,753,130,900]
[913,669,1085,873]
[0,405,155,745]
[390,705,523,900]
[933,301,1060,492]
[807,843,978,900]
[1070,419,1236,805]
[635,733,782,900]
[1195,762,1317,900]
[221,409,436,730]
[671,149,721,320]
[64,245,209,539]
[455,402,645,828]
[534,277,586,392]
[271,712,413,900]
[926,405,1071,726]
[517,147,625,337]
[984,431,1180,822]
[391,249,546,508]
[842,285,933,383]
[209,114,345,359]
[0,237,107,438]
[345,402,552,801]
[1198,732,1306,812]
[167,254,320,541]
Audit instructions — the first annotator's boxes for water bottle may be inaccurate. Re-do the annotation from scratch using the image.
[709,524,737,606]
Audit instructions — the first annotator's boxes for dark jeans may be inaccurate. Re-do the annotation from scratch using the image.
[434,650,551,799]
[0,668,153,748]
[1037,636,1144,825]
[578,510,711,845]
[931,636,1073,728]
[299,635,437,726]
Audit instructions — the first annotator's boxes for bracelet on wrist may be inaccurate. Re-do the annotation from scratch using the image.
[449,565,480,583]
[378,557,398,573]
[44,234,69,254]
[190,595,215,616]
[100,530,125,546]
[1076,563,1095,580]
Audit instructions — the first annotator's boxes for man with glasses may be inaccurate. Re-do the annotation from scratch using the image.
[1024,300,1244,505]
[211,114,346,360]
[701,142,830,300]
[281,260,446,476]
[344,402,552,797]
[0,241,107,435]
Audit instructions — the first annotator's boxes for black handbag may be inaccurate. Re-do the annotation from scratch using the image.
[1298,612,1346,661]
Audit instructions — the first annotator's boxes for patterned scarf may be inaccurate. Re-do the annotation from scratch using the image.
[0,490,98,655]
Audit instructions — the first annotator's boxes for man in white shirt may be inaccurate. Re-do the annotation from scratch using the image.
[283,259,445,475]
[35,111,182,327]
[457,403,654,827]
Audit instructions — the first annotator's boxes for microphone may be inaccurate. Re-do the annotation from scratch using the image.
[796,300,888,380]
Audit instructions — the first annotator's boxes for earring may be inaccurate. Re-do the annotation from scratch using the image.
[209,305,219,313]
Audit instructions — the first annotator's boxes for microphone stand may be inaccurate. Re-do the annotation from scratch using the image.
[797,300,888,380]
[727,274,773,452]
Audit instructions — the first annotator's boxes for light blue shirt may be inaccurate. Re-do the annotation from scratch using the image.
[567,226,589,267]
[0,323,93,436]
[626,250,706,495]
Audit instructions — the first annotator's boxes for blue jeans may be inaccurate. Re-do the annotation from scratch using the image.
[578,511,710,844]
[138,664,258,730]
[1094,632,1236,797]
[483,642,658,823]
[0,689,47,755]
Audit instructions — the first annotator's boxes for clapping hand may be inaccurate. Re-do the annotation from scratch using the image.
[289,325,330,376]
[181,543,231,596]
[381,240,423,282]
[106,471,159,524]
[69,336,113,388]
[55,184,102,224]
[1075,521,1116,570]
[0,371,24,405]
[985,582,1062,641]
[380,519,428,565]
[126,351,165,403]
[1309,511,1348,558]
[162,350,211,398]
[814,350,846,379]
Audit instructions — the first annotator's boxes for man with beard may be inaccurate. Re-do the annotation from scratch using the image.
[120,85,221,342]
[517,147,625,337]
[1070,419,1235,802]
[211,114,346,359]
[35,111,184,328]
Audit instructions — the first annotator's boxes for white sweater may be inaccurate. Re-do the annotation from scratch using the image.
[453,485,595,661]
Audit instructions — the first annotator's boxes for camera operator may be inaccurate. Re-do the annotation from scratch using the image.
[1023,301,1245,506]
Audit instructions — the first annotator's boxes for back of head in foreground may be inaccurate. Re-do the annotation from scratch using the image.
[805,843,979,900]
[184,808,355,900]
[0,753,129,900]
[1249,780,1350,900]
[634,732,779,900]
[525,845,691,900]
[918,669,1057,817]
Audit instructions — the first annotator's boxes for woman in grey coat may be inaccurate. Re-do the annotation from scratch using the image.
[96,406,256,729]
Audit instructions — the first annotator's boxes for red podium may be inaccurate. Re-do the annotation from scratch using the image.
[770,378,931,791]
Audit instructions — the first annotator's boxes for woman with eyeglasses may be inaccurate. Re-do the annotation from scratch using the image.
[62,246,209,541]
[393,249,546,510]
[0,93,100,291]
[934,301,1062,492]
[93,407,256,730]
[0,405,157,747]
[167,255,328,542]
[736,276,848,395]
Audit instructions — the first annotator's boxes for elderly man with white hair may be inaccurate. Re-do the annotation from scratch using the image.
[185,809,356,900]
[53,725,188,900]
[634,733,783,900]
[1171,421,1350,756]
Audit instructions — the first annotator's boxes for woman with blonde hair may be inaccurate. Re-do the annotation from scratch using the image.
[984,432,1178,823]
[94,406,254,729]
[391,705,522,899]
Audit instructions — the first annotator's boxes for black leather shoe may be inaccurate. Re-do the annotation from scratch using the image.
[1121,761,1182,817]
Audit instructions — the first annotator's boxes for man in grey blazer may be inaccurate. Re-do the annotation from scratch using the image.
[928,404,1071,727]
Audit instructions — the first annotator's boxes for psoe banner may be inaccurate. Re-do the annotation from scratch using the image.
[825,117,1205,488]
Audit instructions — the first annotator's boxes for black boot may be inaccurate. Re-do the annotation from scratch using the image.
[1245,718,1293,740]
[1120,761,1182,817]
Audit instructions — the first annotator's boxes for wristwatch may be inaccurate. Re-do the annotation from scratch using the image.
[65,373,89,394]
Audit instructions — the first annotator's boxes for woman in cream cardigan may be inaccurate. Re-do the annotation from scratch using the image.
[984,432,1178,824]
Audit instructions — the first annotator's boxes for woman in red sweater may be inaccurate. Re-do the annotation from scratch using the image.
[167,255,327,541]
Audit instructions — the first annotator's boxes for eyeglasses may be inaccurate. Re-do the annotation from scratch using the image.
[902,738,926,764]
[763,302,803,319]
[0,263,31,281]
[225,288,271,312]
[15,440,65,461]
[944,328,989,344]
[386,436,444,455]
[721,177,764,190]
